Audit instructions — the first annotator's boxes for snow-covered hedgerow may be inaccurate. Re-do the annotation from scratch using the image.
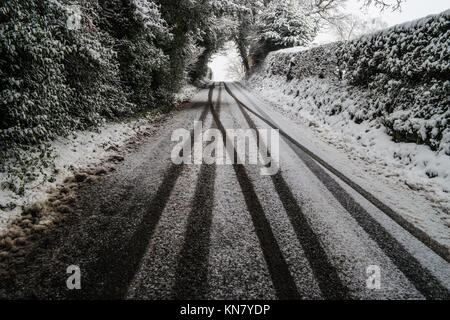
[261,42,342,81]
[0,0,129,149]
[250,10,449,154]
[0,0,173,197]
[248,10,450,204]
[337,10,449,152]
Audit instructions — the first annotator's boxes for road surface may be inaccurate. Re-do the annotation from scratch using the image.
[0,83,449,300]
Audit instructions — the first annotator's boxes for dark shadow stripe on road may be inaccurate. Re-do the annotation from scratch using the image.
[286,142,449,299]
[99,163,185,299]
[231,82,449,264]
[172,163,216,299]
[226,85,349,299]
[225,83,449,300]
[211,84,300,300]
[172,86,219,300]
[69,94,212,299]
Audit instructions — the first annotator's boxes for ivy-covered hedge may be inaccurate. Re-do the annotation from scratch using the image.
[263,43,342,81]
[252,10,449,152]
[337,10,449,150]
[0,0,129,150]
[0,0,210,157]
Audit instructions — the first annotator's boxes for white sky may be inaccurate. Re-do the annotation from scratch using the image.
[209,42,243,82]
[347,0,449,26]
[316,0,450,43]
[209,55,234,82]
[209,0,449,80]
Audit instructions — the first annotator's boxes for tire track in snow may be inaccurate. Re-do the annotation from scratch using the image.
[76,98,212,299]
[210,84,300,300]
[231,82,449,264]
[224,83,350,300]
[224,83,449,300]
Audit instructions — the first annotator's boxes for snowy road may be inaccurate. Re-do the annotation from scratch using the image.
[0,83,448,300]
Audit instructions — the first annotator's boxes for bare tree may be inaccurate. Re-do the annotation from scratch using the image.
[319,0,402,43]
[225,54,246,80]
[360,0,404,11]
[297,0,400,32]
[333,15,388,41]
[233,0,404,71]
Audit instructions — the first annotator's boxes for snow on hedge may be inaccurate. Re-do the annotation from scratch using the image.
[337,10,449,153]
[253,10,449,153]
[248,10,450,210]
[0,83,198,235]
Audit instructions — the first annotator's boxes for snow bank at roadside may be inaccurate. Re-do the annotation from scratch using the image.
[0,118,149,233]
[247,10,449,213]
[247,74,450,213]
[254,10,449,154]
[175,83,200,104]
[0,85,199,235]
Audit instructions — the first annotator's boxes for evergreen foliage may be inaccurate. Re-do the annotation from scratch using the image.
[0,0,344,154]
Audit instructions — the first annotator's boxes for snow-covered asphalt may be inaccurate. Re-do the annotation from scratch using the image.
[0,83,448,300]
